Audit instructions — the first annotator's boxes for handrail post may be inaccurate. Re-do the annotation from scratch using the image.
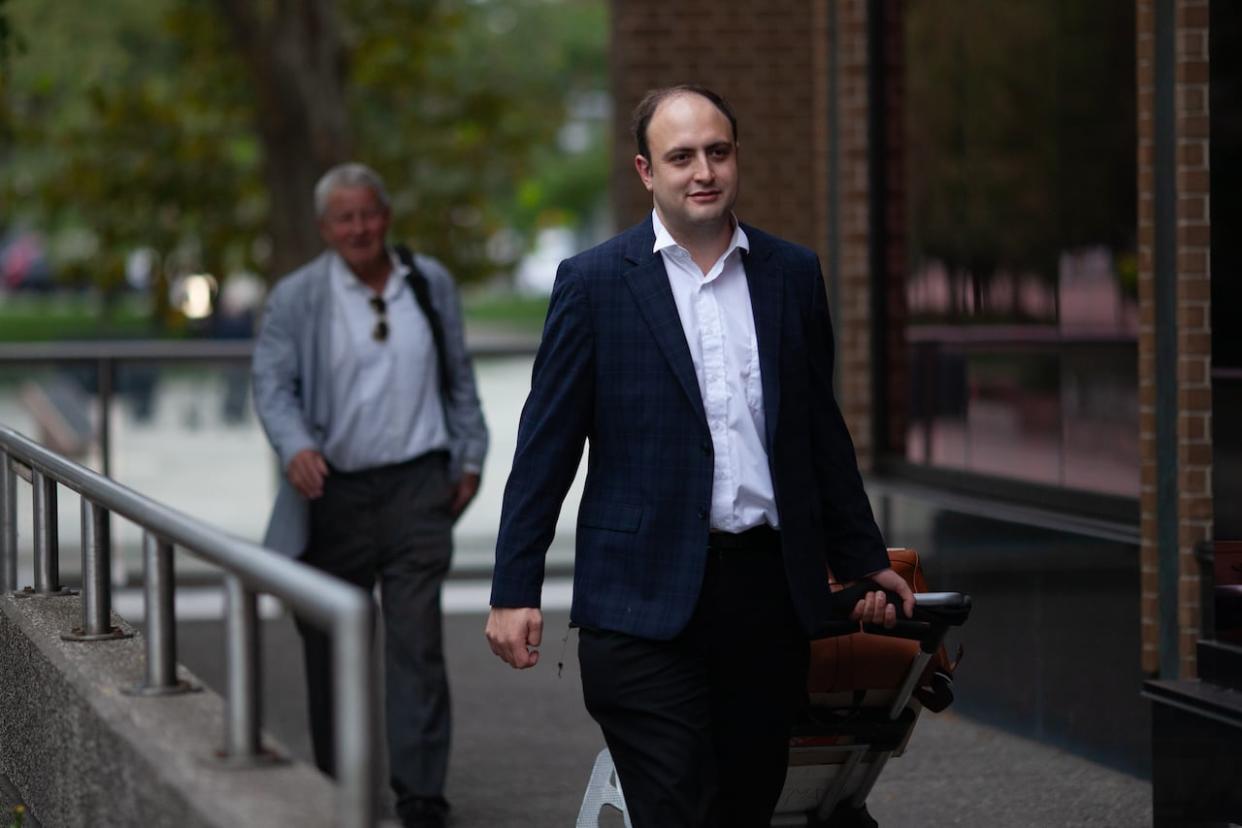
[30,469,65,595]
[125,533,195,695]
[145,533,176,685]
[63,498,131,641]
[2,423,377,814]
[0,450,15,593]
[222,574,262,761]
[98,357,113,479]
[82,499,111,633]
[334,606,375,828]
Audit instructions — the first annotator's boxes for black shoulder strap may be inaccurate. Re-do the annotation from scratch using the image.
[393,243,453,397]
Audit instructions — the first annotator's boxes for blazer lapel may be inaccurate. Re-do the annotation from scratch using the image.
[742,227,783,452]
[622,221,709,429]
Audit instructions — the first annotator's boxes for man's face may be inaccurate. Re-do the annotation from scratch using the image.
[634,93,739,235]
[318,185,390,273]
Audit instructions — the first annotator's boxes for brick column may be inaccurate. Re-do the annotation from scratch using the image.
[609,1,820,246]
[1137,0,1212,678]
[1174,0,1212,676]
[811,0,833,276]
[833,0,875,465]
[1137,0,1160,678]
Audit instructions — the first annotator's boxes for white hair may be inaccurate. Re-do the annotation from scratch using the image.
[313,163,391,217]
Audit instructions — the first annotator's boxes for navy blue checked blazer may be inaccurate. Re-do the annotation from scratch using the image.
[490,217,890,641]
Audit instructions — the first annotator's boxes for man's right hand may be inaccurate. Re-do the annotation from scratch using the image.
[287,449,329,499]
[485,607,543,669]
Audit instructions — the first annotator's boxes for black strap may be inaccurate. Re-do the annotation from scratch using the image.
[393,243,452,397]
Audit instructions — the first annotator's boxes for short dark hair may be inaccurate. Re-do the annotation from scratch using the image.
[631,85,739,161]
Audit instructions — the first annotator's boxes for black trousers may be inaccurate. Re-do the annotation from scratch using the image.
[578,526,809,828]
[295,451,455,819]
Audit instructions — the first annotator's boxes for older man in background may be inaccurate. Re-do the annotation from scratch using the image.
[253,162,488,828]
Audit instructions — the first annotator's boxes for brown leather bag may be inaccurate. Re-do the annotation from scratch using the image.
[808,548,963,712]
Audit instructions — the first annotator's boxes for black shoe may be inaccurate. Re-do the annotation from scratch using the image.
[399,796,449,828]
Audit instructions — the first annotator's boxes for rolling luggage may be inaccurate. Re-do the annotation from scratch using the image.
[577,548,972,828]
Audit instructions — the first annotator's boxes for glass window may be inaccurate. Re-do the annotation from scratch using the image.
[896,0,1138,498]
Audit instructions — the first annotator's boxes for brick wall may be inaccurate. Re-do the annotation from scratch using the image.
[1174,0,1212,676]
[1136,0,1213,677]
[610,2,820,249]
[1137,0,1160,677]
[831,0,875,463]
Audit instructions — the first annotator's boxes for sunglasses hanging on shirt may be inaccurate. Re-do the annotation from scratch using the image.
[369,295,389,342]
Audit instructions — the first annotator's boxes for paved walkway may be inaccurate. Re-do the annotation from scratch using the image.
[169,611,1152,828]
[866,713,1150,827]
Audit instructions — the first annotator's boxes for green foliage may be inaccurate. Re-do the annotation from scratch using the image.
[0,289,543,340]
[2,0,608,302]
[0,294,161,341]
[3,0,262,325]
[349,0,609,280]
[0,0,24,82]
[462,290,549,334]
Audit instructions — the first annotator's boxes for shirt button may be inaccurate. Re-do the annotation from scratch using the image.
[697,508,708,520]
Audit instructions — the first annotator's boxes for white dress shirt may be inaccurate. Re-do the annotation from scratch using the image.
[320,250,449,472]
[652,210,780,532]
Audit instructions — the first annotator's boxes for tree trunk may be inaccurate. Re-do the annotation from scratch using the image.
[215,0,353,280]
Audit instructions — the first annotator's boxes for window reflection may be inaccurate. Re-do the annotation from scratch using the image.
[898,0,1138,499]
[1062,347,1139,497]
[967,353,1060,485]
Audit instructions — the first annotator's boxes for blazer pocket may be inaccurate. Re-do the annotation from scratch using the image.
[578,501,643,533]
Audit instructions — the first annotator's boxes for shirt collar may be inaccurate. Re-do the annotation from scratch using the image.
[651,209,750,258]
[329,247,409,301]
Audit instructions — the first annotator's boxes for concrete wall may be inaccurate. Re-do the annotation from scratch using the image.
[0,593,336,827]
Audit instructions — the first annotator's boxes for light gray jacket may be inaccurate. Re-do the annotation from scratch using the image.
[252,249,489,557]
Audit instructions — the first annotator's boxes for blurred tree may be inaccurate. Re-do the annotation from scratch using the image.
[1,0,608,315]
[905,0,1135,320]
[212,0,353,278]
[0,0,28,226]
[0,0,19,77]
[0,0,18,70]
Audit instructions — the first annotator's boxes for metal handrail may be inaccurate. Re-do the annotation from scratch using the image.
[0,425,375,827]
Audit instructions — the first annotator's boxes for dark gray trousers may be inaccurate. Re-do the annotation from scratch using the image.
[295,450,455,817]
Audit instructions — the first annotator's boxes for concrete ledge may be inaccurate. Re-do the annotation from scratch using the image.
[0,593,337,827]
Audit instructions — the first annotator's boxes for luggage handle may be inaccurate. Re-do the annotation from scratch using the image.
[829,582,972,650]
[831,582,971,624]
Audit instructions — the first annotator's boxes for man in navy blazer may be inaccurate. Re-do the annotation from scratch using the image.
[487,85,913,827]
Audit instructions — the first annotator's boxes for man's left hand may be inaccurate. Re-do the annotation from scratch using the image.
[451,472,481,518]
[847,567,916,628]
